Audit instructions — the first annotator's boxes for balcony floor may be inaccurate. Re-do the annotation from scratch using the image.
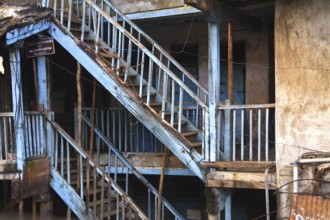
[202,161,277,189]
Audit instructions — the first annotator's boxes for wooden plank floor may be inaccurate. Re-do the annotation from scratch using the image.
[203,161,277,190]
[95,153,195,176]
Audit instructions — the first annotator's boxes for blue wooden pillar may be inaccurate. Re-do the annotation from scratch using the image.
[37,56,52,158]
[10,47,25,172]
[208,22,220,162]
[37,56,50,111]
[207,16,232,220]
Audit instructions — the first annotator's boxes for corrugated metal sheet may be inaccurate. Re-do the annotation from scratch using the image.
[289,194,330,219]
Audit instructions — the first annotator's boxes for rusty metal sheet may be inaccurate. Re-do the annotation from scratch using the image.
[289,194,330,219]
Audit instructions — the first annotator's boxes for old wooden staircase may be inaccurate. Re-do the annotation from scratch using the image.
[42,0,210,218]
[48,0,209,181]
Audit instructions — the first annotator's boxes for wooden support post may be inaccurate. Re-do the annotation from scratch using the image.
[89,80,96,156]
[77,62,82,148]
[157,147,168,220]
[205,188,234,220]
[34,192,52,220]
[225,195,231,220]
[227,22,234,103]
[32,200,37,220]
[32,58,38,110]
[205,187,221,220]
[19,199,23,220]
[37,56,50,111]
[37,56,50,157]
[10,47,25,172]
[208,22,221,162]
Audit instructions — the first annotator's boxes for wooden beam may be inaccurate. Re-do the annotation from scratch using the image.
[6,20,50,45]
[207,171,277,189]
[184,0,213,11]
[228,22,234,103]
[207,1,261,30]
[201,161,276,171]
[126,6,202,20]
[50,168,93,219]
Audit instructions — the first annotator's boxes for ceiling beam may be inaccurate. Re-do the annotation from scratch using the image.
[185,0,262,30]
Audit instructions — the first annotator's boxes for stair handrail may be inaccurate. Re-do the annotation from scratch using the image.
[96,0,208,100]
[83,0,208,109]
[47,118,148,219]
[81,114,185,220]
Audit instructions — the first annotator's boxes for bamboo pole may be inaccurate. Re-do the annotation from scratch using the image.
[89,79,96,156]
[77,62,82,148]
[228,21,234,103]
[157,147,168,220]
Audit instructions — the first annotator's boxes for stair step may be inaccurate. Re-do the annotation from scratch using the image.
[84,187,105,195]
[118,73,138,78]
[130,82,147,87]
[89,196,117,207]
[191,142,202,148]
[141,92,157,97]
[173,120,188,126]
[71,28,89,36]
[181,131,198,137]
[148,102,162,107]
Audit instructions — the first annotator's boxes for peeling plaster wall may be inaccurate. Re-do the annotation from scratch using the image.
[275,0,330,218]
[110,0,185,14]
[137,20,269,104]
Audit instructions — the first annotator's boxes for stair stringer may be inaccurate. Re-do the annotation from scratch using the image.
[48,20,206,181]
[50,168,94,219]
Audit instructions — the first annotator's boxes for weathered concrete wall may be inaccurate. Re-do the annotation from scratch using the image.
[275,0,330,218]
[110,0,185,14]
[137,19,269,104]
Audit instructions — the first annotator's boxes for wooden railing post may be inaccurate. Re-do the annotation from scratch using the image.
[47,111,54,166]
[223,99,231,161]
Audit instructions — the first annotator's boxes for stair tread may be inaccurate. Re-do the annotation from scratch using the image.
[148,102,162,107]
[118,73,138,78]
[141,92,157,97]
[130,82,147,87]
[89,197,116,207]
[181,131,198,137]
[70,28,89,33]
[191,142,202,148]
[173,120,188,126]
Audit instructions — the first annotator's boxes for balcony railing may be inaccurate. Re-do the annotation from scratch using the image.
[0,112,14,160]
[0,111,47,161]
[80,103,276,163]
[218,103,276,162]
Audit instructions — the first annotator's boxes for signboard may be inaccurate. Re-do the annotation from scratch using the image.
[26,37,55,58]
